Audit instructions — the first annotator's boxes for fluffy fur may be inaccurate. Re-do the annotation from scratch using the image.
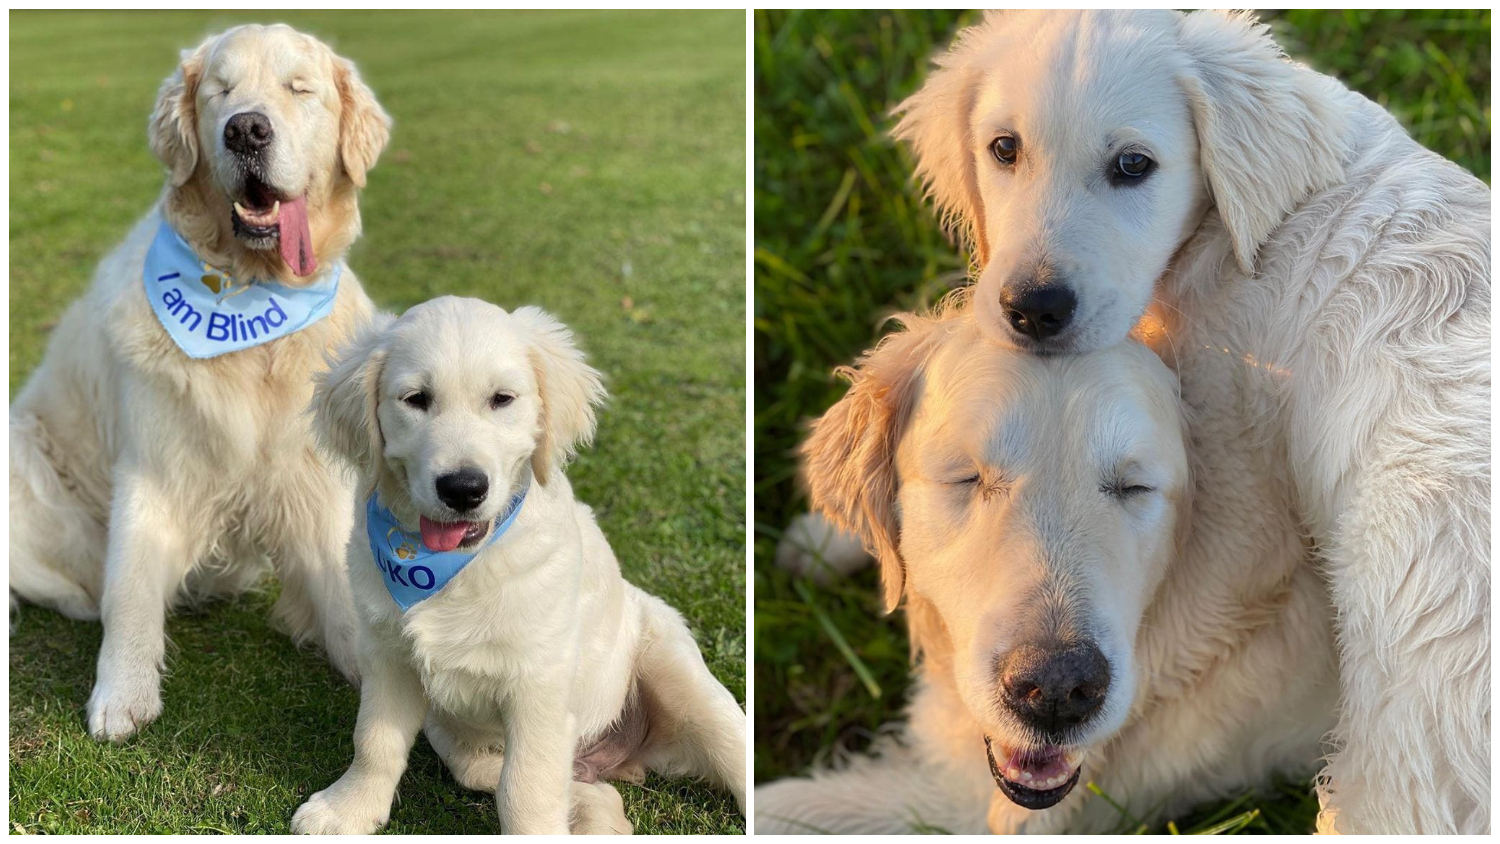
[9,24,390,742]
[760,303,1337,833]
[782,9,1489,834]
[292,298,745,834]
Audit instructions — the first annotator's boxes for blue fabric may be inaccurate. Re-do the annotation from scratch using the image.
[365,477,530,611]
[142,219,341,359]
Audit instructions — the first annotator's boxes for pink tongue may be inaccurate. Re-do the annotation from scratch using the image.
[277,195,316,277]
[419,516,473,552]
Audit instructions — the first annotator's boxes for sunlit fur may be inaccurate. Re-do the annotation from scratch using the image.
[876,9,1488,833]
[8,25,389,742]
[295,298,746,834]
[760,300,1338,833]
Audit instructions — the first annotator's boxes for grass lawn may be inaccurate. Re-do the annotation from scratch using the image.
[754,8,1489,834]
[10,10,745,834]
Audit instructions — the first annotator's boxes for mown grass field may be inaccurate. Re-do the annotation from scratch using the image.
[10,10,746,834]
[754,9,1489,834]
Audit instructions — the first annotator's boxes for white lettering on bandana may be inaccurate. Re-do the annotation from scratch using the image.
[142,218,340,359]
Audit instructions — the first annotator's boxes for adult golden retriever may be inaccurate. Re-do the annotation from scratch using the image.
[783,8,1487,834]
[9,24,390,742]
[760,302,1337,834]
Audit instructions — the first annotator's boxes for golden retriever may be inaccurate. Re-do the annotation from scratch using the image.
[292,297,746,834]
[9,24,390,742]
[784,9,1487,833]
[759,302,1337,833]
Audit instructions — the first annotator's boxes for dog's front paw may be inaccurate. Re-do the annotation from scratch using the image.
[570,782,633,835]
[775,513,871,583]
[86,673,162,742]
[291,788,388,835]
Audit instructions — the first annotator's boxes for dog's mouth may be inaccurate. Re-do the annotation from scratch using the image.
[229,175,316,277]
[418,516,490,553]
[985,736,1083,811]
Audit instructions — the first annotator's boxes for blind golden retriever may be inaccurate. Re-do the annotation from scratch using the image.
[9,24,390,741]
[759,303,1337,833]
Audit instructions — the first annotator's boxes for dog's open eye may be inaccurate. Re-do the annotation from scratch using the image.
[401,391,431,411]
[1112,151,1154,182]
[990,135,1019,166]
[489,392,515,410]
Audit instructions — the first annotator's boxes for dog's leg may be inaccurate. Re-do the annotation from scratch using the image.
[425,711,506,792]
[775,512,871,583]
[291,627,428,835]
[267,473,360,685]
[755,740,991,835]
[1315,470,1489,834]
[9,418,107,622]
[496,672,575,834]
[569,781,632,835]
[86,470,198,742]
[631,594,746,812]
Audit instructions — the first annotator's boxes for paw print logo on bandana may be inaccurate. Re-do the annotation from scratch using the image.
[385,527,420,560]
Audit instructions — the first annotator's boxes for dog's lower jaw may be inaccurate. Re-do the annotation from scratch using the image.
[985,735,1082,810]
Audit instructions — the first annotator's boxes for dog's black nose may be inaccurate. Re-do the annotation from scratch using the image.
[999,642,1110,736]
[1000,284,1076,341]
[224,112,274,155]
[435,468,489,513]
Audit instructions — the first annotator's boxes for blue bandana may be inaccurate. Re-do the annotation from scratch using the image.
[364,478,530,611]
[142,218,341,359]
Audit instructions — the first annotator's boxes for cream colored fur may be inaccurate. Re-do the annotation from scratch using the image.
[761,304,1337,834]
[780,8,1488,834]
[292,298,745,834]
[8,24,390,742]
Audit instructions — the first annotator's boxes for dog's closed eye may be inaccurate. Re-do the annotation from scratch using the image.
[1102,479,1155,498]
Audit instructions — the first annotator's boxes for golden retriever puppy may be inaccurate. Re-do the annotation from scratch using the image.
[9,24,390,741]
[293,297,745,834]
[885,9,1486,833]
[758,302,1337,834]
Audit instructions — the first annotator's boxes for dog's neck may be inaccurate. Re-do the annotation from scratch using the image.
[160,177,362,287]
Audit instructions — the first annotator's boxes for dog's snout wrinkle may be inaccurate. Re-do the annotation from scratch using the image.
[434,467,489,513]
[999,281,1076,342]
[999,642,1110,736]
[224,111,273,155]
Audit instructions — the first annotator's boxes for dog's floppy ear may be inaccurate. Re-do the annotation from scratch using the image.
[312,315,394,486]
[802,314,944,613]
[148,37,212,188]
[513,307,607,486]
[1176,10,1346,274]
[334,55,392,189]
[891,15,1000,266]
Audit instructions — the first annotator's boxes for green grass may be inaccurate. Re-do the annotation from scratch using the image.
[10,10,745,834]
[753,8,1489,834]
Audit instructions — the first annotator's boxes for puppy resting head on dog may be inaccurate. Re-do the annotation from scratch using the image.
[150,24,392,283]
[803,302,1189,811]
[893,9,1346,353]
[313,297,606,552]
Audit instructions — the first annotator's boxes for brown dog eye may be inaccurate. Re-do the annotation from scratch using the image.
[402,391,430,411]
[1113,151,1153,181]
[990,135,1019,166]
[489,392,515,410]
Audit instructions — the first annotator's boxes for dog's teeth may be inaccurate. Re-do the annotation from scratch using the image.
[271,200,280,217]
[1021,771,1032,781]
[234,201,247,215]
[1007,766,1021,781]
